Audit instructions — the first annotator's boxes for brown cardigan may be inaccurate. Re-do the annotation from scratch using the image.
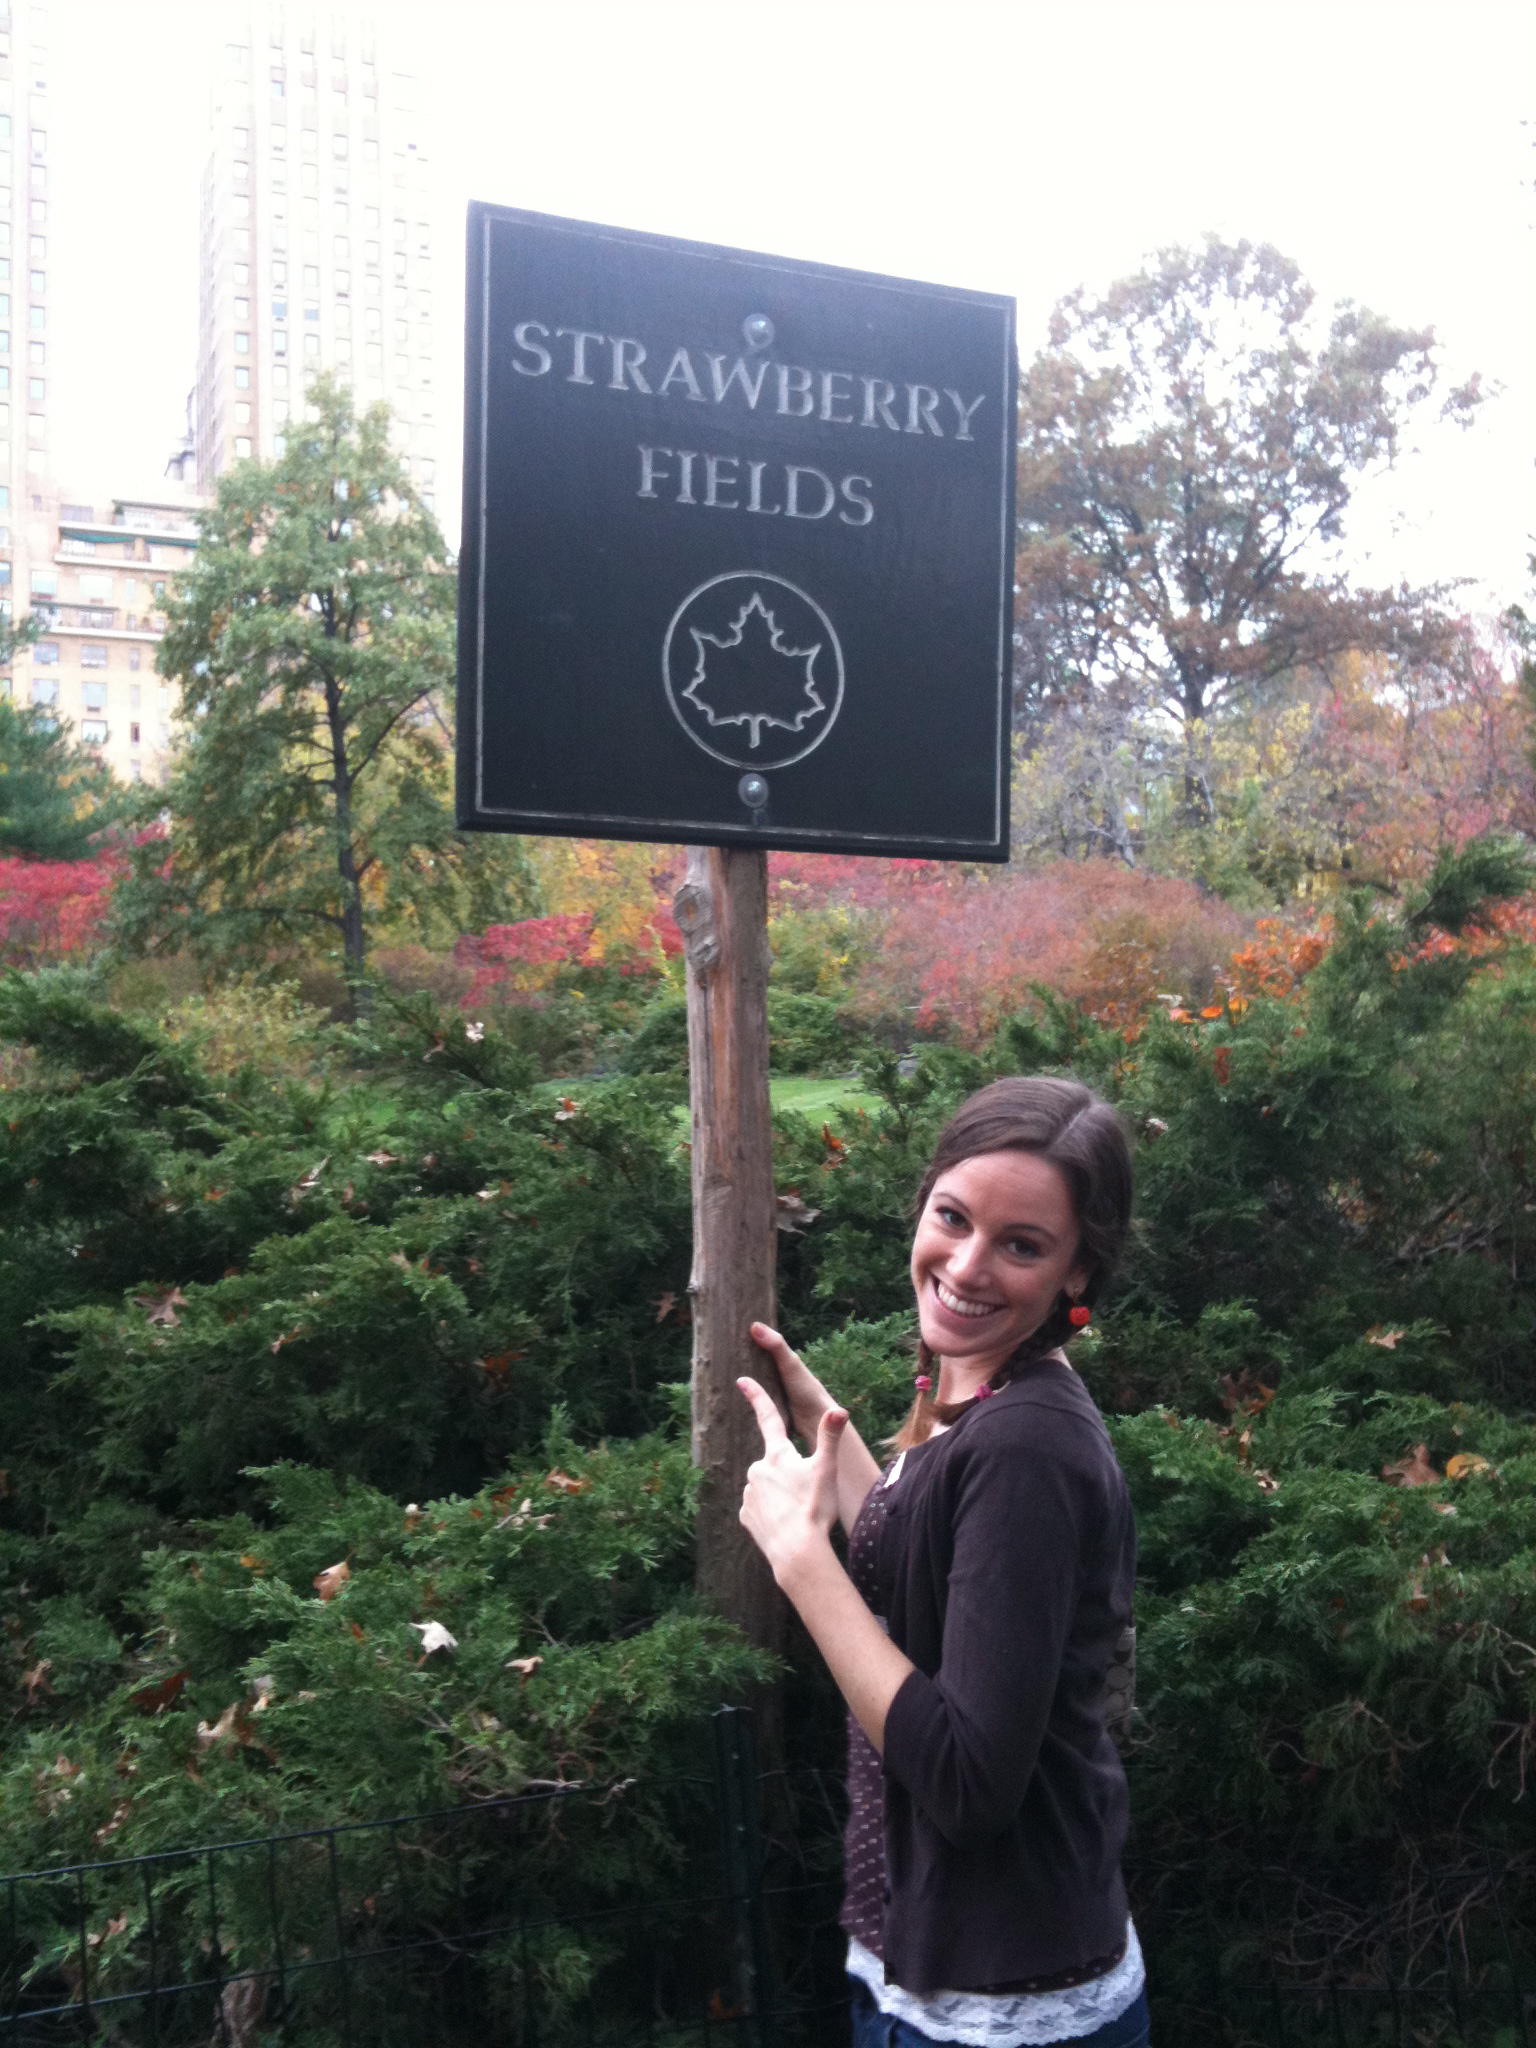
[873,1362,1136,1995]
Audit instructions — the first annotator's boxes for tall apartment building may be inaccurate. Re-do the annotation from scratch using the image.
[0,2,184,788]
[195,3,438,510]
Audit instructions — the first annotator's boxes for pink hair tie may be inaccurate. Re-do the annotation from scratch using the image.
[975,1382,994,1400]
[914,1374,932,1392]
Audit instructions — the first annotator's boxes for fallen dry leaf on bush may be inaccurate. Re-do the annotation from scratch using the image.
[313,1560,351,1601]
[1445,1452,1491,1479]
[410,1621,458,1655]
[1381,1444,1440,1487]
[544,1469,589,1494]
[128,1669,188,1716]
[505,1655,542,1680]
[134,1286,187,1327]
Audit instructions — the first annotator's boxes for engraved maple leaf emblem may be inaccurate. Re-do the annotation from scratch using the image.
[682,592,826,751]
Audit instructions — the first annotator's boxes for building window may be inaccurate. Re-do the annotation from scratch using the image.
[30,676,57,705]
[27,376,41,399]
[0,296,9,321]
[234,263,249,288]
[272,260,287,286]
[0,334,9,356]
[235,401,251,425]
[29,271,43,294]
[234,437,252,458]
[234,365,250,389]
[80,645,108,670]
[273,330,288,357]
[303,333,320,360]
[303,264,320,291]
[272,77,284,99]
[234,296,249,319]
[30,571,55,597]
[27,412,43,441]
[29,165,45,192]
[128,648,141,671]
[333,134,347,159]
[82,676,107,706]
[233,126,249,147]
[333,234,349,259]
[334,269,350,295]
[364,240,379,267]
[31,130,45,161]
[31,202,46,225]
[28,343,43,365]
[234,331,249,353]
[81,719,107,744]
[129,720,140,744]
[130,761,142,782]
[365,342,382,372]
[273,364,289,388]
[304,302,319,322]
[272,300,287,321]
[28,306,43,330]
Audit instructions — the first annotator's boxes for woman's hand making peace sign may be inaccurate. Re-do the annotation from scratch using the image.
[735,1375,848,1588]
[734,1364,915,1755]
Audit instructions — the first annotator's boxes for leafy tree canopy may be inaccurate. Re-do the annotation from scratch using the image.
[116,377,533,1012]
[1014,238,1483,835]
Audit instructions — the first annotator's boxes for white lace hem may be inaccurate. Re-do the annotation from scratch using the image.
[845,1923,1145,2045]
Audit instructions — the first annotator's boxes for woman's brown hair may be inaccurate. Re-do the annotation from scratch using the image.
[893,1076,1134,1451]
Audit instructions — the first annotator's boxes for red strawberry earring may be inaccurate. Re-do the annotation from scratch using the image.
[1068,1299,1092,1329]
[914,1374,933,1392]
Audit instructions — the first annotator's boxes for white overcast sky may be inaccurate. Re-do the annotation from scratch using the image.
[49,0,1536,608]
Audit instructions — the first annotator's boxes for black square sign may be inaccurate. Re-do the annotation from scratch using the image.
[456,205,1016,860]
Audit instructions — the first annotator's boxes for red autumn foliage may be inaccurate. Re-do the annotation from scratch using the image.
[1226,920,1335,1000]
[0,854,122,965]
[767,856,1252,1043]
[454,904,683,1007]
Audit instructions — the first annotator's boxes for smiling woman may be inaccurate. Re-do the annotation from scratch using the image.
[737,1078,1146,2047]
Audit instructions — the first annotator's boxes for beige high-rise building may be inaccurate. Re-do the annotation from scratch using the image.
[195,3,439,511]
[0,1,185,789]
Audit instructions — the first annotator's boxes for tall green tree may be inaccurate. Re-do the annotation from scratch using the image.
[0,612,121,861]
[119,378,530,1012]
[1014,238,1482,837]
[0,694,122,860]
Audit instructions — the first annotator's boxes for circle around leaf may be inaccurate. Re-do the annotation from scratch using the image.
[661,571,845,772]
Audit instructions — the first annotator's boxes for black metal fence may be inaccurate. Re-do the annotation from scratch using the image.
[2,1709,1531,2047]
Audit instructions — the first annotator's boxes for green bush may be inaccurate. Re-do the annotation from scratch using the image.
[2,839,1534,2025]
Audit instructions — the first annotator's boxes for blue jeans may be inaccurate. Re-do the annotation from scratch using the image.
[849,1976,1151,2047]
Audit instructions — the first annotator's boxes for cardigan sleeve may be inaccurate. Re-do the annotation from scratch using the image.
[881,1412,1094,1849]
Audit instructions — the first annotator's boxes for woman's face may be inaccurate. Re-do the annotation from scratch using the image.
[910,1149,1088,1378]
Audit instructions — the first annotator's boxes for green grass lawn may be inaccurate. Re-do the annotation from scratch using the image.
[540,1072,880,1122]
[769,1073,880,1121]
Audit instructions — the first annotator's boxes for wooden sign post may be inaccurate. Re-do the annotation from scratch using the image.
[455,205,1016,1650]
[673,847,782,1654]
